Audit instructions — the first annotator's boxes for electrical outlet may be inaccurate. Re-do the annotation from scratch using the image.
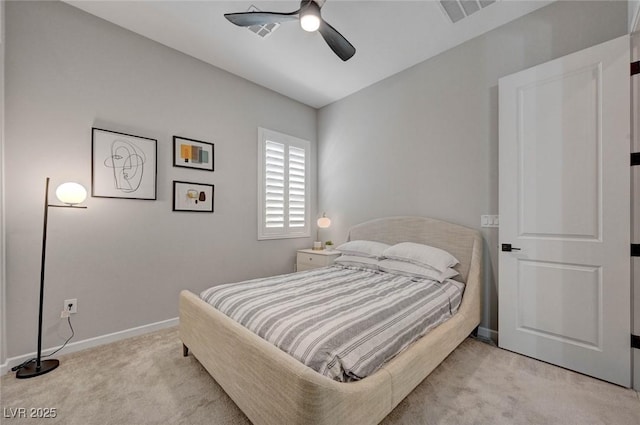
[64,298,78,314]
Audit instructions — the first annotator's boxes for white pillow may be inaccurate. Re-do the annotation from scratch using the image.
[378,259,459,283]
[334,255,380,271]
[383,242,459,273]
[336,240,390,259]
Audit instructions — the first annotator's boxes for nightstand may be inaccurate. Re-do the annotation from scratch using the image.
[296,249,341,272]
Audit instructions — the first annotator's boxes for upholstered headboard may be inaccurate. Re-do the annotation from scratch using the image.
[347,216,481,282]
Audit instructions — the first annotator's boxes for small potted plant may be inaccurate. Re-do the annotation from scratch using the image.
[324,240,334,251]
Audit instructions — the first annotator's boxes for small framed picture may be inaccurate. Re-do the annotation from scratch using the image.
[173,136,214,171]
[92,128,157,200]
[173,181,214,213]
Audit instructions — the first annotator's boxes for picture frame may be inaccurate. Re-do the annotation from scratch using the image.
[173,181,214,213]
[173,136,214,171]
[92,127,157,200]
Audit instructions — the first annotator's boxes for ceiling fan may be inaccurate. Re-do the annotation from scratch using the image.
[224,0,356,62]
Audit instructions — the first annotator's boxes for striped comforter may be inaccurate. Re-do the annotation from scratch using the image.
[200,265,465,382]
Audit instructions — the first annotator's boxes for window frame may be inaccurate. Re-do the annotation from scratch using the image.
[257,127,311,240]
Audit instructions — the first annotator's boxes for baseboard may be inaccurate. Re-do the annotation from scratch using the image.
[477,326,498,344]
[0,317,178,376]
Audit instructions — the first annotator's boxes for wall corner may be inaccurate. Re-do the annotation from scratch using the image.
[631,0,640,34]
[1,0,8,367]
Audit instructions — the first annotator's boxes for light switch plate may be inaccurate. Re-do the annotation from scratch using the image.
[481,215,499,228]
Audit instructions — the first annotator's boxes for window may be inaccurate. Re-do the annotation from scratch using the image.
[258,128,310,240]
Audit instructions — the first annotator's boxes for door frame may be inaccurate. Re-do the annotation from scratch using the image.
[631,30,639,391]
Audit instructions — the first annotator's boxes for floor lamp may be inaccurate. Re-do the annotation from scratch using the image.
[16,177,87,379]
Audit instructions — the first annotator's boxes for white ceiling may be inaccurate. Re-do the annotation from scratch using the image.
[65,0,552,108]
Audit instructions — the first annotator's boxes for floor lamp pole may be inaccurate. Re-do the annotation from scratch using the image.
[16,177,60,378]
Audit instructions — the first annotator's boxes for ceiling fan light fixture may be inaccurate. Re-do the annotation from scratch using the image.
[300,14,320,32]
[300,2,321,32]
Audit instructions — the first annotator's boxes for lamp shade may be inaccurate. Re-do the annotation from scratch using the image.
[55,182,87,205]
[317,214,331,229]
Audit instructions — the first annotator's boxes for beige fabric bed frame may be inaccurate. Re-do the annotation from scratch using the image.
[179,216,483,425]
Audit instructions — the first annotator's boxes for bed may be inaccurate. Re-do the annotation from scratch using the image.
[179,216,483,425]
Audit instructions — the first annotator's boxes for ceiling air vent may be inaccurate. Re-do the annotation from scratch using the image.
[246,5,280,38]
[440,0,496,23]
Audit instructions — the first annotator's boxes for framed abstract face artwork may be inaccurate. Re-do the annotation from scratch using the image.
[91,128,157,200]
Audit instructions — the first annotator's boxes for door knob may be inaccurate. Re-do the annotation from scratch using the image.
[501,243,521,252]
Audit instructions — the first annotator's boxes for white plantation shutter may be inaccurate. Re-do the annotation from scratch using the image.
[265,141,285,228]
[288,146,306,228]
[258,128,310,239]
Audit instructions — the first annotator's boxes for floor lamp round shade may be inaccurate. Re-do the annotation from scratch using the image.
[55,182,87,205]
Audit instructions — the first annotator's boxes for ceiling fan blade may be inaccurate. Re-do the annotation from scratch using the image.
[318,20,356,61]
[224,11,300,27]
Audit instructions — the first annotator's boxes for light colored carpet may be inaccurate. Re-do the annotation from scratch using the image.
[1,327,638,425]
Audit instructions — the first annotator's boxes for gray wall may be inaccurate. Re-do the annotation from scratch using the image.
[317,1,628,333]
[4,1,316,358]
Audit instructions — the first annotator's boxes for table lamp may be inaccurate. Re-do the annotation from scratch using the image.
[314,212,331,250]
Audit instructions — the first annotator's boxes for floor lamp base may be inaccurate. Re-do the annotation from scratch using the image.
[15,359,59,379]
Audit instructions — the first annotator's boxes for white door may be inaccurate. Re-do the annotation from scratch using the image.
[499,35,631,387]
